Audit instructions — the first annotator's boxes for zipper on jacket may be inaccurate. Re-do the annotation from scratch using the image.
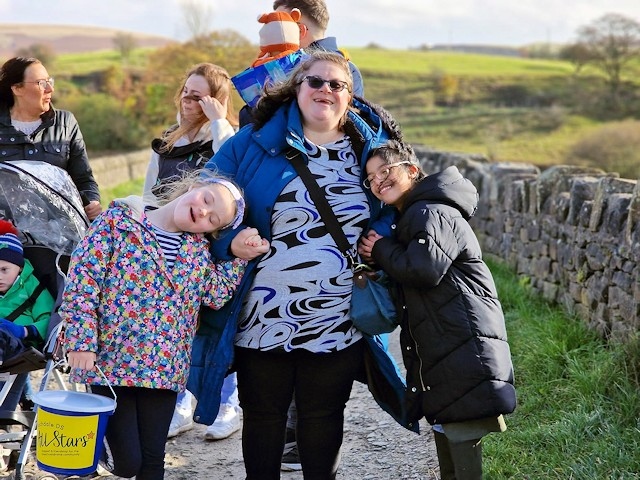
[405,302,427,392]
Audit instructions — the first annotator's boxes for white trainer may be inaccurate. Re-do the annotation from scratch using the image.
[167,407,194,439]
[204,404,241,440]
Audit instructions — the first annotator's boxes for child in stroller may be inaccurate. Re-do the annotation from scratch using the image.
[0,159,90,478]
[0,220,55,407]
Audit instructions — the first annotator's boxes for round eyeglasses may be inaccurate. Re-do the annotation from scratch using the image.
[20,78,55,90]
[301,75,350,93]
[363,161,411,189]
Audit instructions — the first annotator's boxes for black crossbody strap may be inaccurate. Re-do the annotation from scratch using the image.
[286,148,356,267]
[5,282,47,322]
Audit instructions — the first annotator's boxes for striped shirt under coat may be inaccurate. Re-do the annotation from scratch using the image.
[60,195,246,393]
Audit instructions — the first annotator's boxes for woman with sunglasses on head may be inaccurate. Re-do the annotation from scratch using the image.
[187,50,410,479]
[0,57,102,221]
[358,141,517,480]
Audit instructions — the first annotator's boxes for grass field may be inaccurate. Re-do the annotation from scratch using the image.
[485,259,640,479]
[53,48,157,75]
[53,45,639,172]
[350,48,576,77]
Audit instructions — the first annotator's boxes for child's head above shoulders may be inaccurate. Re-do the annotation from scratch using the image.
[364,140,424,208]
[0,219,24,293]
[152,170,245,237]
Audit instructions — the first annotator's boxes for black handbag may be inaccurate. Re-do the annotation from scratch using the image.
[286,149,398,335]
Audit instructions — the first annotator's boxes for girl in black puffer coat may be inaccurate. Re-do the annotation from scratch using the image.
[358,140,516,480]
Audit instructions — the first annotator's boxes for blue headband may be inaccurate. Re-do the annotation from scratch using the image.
[205,178,246,230]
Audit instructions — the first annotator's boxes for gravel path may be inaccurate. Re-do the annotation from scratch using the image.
[9,330,440,479]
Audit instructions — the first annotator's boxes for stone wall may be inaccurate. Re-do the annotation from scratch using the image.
[91,147,639,340]
[415,145,639,342]
[90,149,150,190]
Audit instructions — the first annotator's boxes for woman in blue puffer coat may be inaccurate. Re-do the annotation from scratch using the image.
[188,50,413,480]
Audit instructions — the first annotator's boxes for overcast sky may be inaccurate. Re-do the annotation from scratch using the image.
[1,0,639,48]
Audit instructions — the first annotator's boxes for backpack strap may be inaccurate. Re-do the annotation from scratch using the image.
[5,283,46,322]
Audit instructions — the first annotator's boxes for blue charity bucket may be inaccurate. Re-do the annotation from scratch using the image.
[32,389,116,476]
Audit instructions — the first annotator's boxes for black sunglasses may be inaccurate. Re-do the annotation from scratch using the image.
[301,75,350,93]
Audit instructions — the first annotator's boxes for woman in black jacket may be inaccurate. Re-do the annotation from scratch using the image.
[0,56,101,221]
[359,141,516,480]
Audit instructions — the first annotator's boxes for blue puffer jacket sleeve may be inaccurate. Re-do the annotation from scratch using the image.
[188,97,415,427]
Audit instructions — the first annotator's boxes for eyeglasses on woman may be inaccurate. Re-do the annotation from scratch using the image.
[20,77,55,90]
[301,75,349,93]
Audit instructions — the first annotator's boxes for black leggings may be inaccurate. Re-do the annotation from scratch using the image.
[91,385,177,480]
[235,341,364,480]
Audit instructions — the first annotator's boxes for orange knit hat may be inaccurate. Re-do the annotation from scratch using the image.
[252,8,302,67]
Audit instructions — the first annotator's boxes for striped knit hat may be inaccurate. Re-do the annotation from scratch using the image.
[0,220,24,267]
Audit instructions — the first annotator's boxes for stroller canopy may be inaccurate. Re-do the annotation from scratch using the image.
[0,160,89,256]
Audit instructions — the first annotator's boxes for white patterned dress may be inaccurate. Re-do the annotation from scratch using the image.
[236,136,369,353]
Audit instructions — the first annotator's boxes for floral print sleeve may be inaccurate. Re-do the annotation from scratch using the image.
[201,257,247,310]
[60,213,115,354]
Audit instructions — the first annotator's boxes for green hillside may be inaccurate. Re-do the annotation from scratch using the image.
[48,46,640,176]
[346,48,638,175]
[350,47,575,77]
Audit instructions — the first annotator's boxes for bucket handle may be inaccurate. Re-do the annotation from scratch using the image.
[43,360,118,409]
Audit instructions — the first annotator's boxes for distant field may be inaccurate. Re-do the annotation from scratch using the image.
[349,47,576,77]
[5,29,634,172]
[0,23,173,59]
[52,46,631,169]
[53,49,160,75]
[45,44,578,78]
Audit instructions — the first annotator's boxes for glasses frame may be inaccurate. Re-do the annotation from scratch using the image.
[301,75,350,93]
[19,78,55,90]
[363,161,412,189]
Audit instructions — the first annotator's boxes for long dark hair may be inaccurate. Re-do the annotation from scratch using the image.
[0,57,40,109]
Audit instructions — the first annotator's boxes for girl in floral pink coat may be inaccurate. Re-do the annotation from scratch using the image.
[60,172,269,479]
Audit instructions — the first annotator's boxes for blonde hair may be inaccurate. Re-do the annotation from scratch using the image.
[161,63,238,152]
[156,168,244,238]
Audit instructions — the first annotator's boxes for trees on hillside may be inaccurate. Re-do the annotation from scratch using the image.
[559,42,597,75]
[180,0,215,41]
[15,43,56,65]
[113,32,138,64]
[569,13,640,108]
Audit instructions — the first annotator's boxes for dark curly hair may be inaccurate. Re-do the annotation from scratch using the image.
[367,139,425,182]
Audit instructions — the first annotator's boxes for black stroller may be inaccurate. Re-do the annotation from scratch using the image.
[0,160,90,479]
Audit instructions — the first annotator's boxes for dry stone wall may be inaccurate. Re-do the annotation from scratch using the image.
[90,149,150,190]
[91,147,639,340]
[415,145,639,341]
